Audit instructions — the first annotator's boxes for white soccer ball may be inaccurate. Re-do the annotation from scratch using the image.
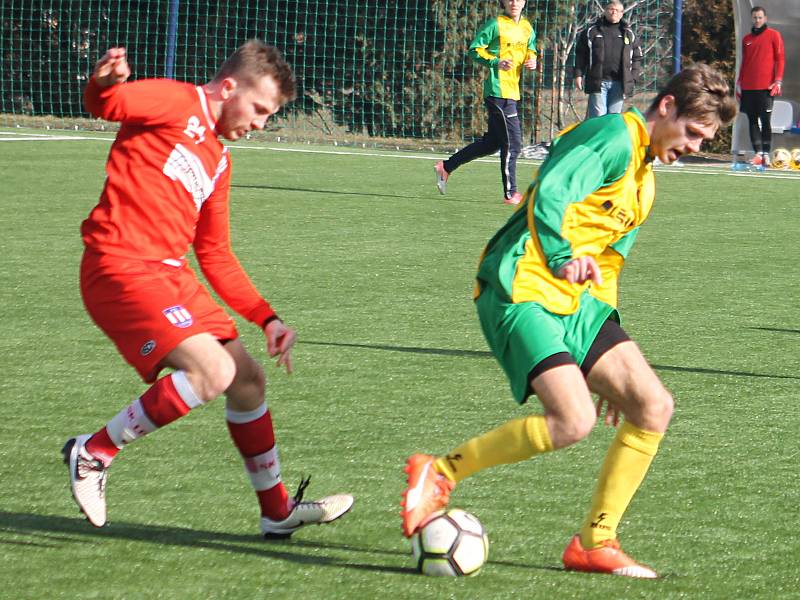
[411,509,489,576]
[771,147,791,169]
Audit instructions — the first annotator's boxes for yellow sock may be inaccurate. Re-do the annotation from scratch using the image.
[434,415,553,483]
[579,421,663,548]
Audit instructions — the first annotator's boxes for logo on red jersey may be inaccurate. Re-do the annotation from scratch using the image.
[140,340,156,356]
[163,305,193,328]
[163,144,227,211]
[184,115,206,144]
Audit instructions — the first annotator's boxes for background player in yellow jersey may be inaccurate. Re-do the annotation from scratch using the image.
[434,0,537,205]
[403,64,737,577]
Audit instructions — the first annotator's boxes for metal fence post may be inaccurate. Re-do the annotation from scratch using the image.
[673,0,682,74]
[165,0,180,79]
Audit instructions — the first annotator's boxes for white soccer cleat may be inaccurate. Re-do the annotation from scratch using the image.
[434,161,449,195]
[261,477,354,539]
[62,434,108,527]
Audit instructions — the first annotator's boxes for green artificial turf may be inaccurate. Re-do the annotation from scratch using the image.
[1,130,798,598]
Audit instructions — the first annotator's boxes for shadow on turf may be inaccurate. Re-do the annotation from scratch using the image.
[0,511,412,574]
[231,183,415,200]
[299,340,800,380]
[749,326,800,335]
[301,339,494,359]
[0,512,564,575]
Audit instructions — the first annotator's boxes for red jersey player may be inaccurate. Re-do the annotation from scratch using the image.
[736,5,785,166]
[63,41,353,537]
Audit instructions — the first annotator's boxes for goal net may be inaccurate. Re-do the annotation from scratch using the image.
[0,0,674,148]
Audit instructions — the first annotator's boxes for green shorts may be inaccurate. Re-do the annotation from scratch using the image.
[475,284,618,404]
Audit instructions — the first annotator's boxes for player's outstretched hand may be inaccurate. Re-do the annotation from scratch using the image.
[264,319,296,374]
[596,396,621,427]
[93,47,131,88]
[556,256,603,286]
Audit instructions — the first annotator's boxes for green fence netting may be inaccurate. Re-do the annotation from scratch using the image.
[0,0,673,148]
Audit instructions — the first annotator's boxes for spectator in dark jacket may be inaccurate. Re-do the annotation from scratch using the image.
[574,1,642,119]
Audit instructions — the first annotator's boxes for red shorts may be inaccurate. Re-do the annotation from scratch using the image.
[80,251,239,383]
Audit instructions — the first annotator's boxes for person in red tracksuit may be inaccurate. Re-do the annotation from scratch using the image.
[62,41,353,537]
[737,5,785,166]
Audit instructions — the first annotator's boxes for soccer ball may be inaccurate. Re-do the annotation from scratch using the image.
[771,147,791,169]
[790,148,800,170]
[411,509,489,576]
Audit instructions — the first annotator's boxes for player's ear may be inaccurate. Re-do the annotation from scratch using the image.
[658,94,676,117]
[220,77,238,100]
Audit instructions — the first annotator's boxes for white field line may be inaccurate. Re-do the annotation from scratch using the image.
[0,135,114,141]
[0,130,114,141]
[2,130,799,179]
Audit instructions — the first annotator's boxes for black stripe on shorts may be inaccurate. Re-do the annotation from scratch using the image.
[524,318,631,399]
[580,318,630,376]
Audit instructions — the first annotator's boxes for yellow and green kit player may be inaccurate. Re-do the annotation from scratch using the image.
[403,64,737,578]
[434,0,537,205]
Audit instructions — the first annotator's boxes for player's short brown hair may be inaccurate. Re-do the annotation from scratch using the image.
[214,39,296,103]
[648,63,737,127]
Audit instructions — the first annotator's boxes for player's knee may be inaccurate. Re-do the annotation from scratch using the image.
[241,358,266,397]
[571,408,597,442]
[194,353,237,402]
[653,388,674,426]
[221,352,266,411]
[639,387,674,429]
[552,407,596,446]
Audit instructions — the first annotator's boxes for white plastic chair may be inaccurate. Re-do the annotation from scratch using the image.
[771,100,794,134]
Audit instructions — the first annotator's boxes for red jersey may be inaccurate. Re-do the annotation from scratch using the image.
[82,77,275,326]
[738,26,785,90]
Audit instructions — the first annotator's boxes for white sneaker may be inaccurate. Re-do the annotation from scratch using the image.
[62,434,108,527]
[434,161,449,195]
[261,477,354,539]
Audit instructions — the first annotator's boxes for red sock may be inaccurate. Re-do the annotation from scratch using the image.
[227,405,289,520]
[256,476,290,520]
[86,372,198,467]
[138,373,194,426]
[85,427,119,467]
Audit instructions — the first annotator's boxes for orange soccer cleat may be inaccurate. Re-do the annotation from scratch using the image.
[503,192,523,205]
[562,535,658,578]
[400,454,455,537]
